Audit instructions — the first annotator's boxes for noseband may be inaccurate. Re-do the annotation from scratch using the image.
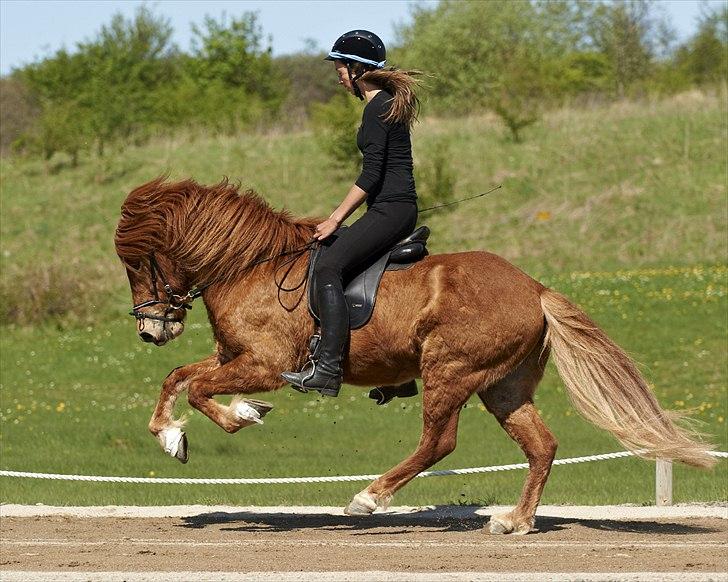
[130,253,201,324]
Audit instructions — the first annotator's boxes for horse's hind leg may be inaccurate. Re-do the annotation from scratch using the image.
[479,347,557,535]
[483,400,557,534]
[345,371,472,515]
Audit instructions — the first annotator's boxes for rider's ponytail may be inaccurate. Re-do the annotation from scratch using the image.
[356,66,423,129]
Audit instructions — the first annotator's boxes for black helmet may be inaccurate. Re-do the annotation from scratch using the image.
[325,30,386,100]
[325,30,386,68]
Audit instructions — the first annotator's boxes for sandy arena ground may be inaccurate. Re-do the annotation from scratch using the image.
[1,505,727,581]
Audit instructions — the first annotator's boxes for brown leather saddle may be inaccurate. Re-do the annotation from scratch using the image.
[306,225,430,330]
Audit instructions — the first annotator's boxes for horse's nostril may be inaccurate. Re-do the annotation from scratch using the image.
[139,332,155,343]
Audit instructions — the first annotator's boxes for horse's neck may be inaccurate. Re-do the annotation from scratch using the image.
[199,249,312,345]
[174,211,315,291]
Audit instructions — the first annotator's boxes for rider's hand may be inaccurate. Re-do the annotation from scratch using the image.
[313,217,341,241]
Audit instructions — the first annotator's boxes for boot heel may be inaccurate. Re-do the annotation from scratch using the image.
[318,383,341,397]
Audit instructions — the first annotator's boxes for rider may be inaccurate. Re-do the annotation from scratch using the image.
[281,30,421,397]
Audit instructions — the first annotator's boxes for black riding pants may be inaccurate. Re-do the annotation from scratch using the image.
[314,200,419,292]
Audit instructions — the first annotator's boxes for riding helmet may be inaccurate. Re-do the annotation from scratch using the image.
[325,30,386,69]
[325,30,386,100]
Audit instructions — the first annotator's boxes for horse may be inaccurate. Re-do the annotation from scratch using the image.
[114,176,716,534]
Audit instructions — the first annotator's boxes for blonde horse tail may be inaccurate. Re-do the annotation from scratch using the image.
[540,288,716,469]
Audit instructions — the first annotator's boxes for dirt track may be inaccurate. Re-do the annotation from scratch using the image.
[1,508,727,576]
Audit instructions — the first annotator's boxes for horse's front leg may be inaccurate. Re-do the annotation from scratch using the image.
[148,355,219,462]
[186,352,282,434]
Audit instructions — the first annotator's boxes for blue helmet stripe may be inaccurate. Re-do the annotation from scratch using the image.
[328,51,386,68]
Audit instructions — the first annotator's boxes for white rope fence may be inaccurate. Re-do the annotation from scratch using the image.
[1,450,726,485]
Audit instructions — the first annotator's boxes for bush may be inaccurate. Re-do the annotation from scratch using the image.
[309,92,362,172]
[415,135,457,212]
[0,77,39,156]
[0,261,98,326]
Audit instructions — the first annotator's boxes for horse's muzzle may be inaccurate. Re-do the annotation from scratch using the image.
[137,319,184,345]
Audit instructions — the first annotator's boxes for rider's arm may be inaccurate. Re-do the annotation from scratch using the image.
[355,99,388,194]
[329,184,367,225]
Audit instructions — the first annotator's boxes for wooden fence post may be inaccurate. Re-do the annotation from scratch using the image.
[656,458,673,506]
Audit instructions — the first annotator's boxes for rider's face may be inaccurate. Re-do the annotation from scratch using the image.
[334,60,354,95]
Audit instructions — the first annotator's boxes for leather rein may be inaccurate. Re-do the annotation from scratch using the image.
[129,241,318,324]
[129,184,504,324]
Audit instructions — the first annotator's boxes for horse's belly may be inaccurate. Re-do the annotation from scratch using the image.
[345,357,420,387]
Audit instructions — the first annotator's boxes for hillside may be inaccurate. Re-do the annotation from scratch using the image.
[1,89,725,324]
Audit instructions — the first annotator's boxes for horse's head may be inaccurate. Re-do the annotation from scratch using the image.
[116,175,314,346]
[119,252,189,346]
[115,177,199,346]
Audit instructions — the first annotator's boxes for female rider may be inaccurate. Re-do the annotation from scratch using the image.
[281,30,420,397]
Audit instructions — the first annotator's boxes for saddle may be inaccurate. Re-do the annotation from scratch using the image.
[307,225,430,330]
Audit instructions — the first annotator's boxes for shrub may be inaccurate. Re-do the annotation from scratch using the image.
[309,92,362,172]
[0,261,97,326]
[415,136,457,212]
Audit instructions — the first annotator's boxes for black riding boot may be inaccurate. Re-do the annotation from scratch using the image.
[280,281,349,397]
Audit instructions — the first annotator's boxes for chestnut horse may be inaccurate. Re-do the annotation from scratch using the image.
[115,177,715,534]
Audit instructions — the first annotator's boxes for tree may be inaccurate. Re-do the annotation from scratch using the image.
[189,12,284,102]
[585,0,665,96]
[395,0,583,138]
[273,52,339,126]
[674,5,728,86]
[76,6,178,154]
[20,6,178,158]
[19,48,93,160]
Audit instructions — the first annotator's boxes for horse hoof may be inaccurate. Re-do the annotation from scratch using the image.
[488,514,533,535]
[175,432,188,464]
[488,516,513,535]
[244,398,274,417]
[160,427,187,461]
[344,491,377,516]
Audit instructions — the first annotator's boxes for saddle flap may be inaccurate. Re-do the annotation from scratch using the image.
[307,224,430,330]
[343,252,390,329]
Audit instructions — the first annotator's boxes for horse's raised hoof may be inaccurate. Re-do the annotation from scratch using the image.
[232,398,273,427]
[243,398,274,418]
[344,490,378,516]
[175,432,189,464]
[159,427,187,461]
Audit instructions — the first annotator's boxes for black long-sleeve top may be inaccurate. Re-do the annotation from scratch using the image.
[355,90,417,208]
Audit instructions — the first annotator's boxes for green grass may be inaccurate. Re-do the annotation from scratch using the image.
[1,266,725,506]
[0,89,726,505]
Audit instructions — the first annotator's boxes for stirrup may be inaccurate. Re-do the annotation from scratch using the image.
[291,331,321,394]
[289,358,316,394]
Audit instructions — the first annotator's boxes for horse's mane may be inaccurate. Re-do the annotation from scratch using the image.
[115,176,318,284]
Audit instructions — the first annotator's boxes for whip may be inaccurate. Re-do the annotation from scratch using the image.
[417,183,502,213]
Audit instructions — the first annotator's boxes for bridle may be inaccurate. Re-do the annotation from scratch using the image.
[129,240,319,325]
[129,253,201,324]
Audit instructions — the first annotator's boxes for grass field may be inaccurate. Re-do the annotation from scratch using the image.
[0,90,726,506]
